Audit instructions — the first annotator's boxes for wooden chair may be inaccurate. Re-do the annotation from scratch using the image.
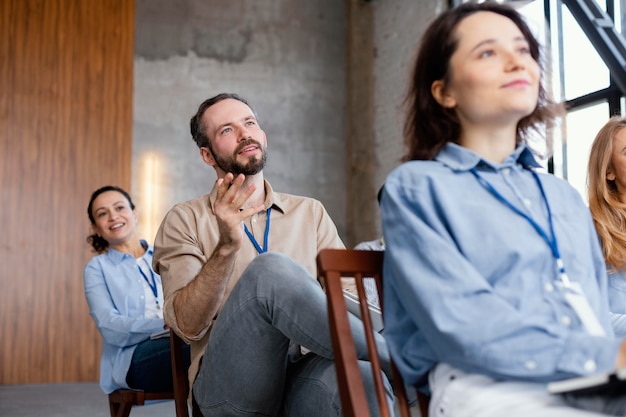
[170,329,191,417]
[317,248,430,417]
[108,329,190,417]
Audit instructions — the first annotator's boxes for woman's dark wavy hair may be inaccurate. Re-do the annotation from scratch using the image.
[403,1,560,161]
[86,185,135,253]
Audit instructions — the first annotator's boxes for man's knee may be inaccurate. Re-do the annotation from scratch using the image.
[239,252,318,294]
[249,252,305,277]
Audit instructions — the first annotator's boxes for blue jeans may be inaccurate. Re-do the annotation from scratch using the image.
[126,337,191,392]
[192,252,395,417]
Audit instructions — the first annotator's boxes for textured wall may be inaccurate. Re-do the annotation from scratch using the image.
[132,0,443,247]
[346,0,445,246]
[372,0,446,181]
[132,0,347,242]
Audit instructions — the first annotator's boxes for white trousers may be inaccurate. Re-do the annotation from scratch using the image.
[429,363,625,417]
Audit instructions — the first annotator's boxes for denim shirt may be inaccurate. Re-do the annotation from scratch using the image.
[381,143,620,390]
[608,269,626,337]
[83,241,165,393]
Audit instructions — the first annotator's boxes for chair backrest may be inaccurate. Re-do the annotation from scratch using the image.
[316,248,429,417]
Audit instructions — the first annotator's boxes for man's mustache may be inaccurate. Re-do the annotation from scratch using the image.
[235,139,263,155]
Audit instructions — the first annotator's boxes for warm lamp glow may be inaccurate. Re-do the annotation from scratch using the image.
[142,153,161,243]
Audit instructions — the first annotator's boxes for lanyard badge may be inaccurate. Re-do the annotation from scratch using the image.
[471,168,605,337]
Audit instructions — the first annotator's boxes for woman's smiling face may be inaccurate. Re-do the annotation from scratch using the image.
[91,190,138,246]
[432,11,540,129]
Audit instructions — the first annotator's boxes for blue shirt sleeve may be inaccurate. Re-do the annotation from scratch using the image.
[84,253,164,348]
[608,269,626,337]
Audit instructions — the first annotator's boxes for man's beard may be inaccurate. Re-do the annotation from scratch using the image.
[211,139,267,176]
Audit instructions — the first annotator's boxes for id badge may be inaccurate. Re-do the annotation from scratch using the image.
[563,283,606,337]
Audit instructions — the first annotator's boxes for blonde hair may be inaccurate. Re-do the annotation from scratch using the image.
[588,116,626,271]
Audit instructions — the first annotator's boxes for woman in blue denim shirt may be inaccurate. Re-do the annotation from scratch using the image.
[84,185,189,394]
[588,116,626,337]
[382,2,626,416]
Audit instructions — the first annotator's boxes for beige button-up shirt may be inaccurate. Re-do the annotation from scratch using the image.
[153,180,344,387]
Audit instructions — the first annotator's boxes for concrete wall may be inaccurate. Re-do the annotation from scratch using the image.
[132,0,347,243]
[132,0,442,247]
[346,0,445,246]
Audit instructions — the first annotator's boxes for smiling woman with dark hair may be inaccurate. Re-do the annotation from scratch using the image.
[84,185,189,394]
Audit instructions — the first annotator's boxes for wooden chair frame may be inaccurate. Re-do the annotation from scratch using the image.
[317,248,429,417]
[108,329,190,417]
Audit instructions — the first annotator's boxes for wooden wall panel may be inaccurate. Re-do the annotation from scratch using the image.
[0,0,134,384]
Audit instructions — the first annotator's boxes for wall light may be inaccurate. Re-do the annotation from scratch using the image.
[141,153,161,243]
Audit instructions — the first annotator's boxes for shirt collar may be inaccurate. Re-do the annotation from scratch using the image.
[435,142,542,172]
[105,239,151,264]
[208,179,286,215]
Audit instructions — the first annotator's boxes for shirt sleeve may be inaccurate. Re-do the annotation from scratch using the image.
[381,169,620,383]
[610,313,626,337]
[607,270,626,337]
[153,203,211,341]
[311,200,355,293]
[314,201,345,251]
[83,259,164,348]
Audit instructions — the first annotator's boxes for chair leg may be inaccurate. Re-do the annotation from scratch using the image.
[108,398,119,417]
[109,394,134,417]
[118,402,133,417]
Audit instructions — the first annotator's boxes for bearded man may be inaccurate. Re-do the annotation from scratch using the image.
[152,93,395,417]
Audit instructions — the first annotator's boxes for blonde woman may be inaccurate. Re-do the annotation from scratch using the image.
[588,115,626,337]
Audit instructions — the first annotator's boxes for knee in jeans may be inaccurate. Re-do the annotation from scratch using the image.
[251,252,298,275]
[244,252,316,292]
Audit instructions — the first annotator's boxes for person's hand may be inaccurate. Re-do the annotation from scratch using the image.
[213,173,265,254]
[615,339,626,369]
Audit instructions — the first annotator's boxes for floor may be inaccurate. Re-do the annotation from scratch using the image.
[0,383,175,417]
[0,382,422,417]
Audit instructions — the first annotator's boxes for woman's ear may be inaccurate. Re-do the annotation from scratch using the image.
[431,80,456,108]
[607,168,616,181]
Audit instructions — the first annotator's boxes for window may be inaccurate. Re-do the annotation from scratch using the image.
[453,0,626,199]
[515,0,625,200]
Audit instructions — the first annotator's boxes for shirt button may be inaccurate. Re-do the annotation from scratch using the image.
[253,218,257,223]
[523,198,532,208]
[545,283,554,292]
[561,316,571,326]
[584,360,597,373]
[502,168,511,175]
[525,360,537,370]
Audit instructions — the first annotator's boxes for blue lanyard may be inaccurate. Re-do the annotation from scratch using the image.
[244,207,271,254]
[470,168,571,287]
[137,257,159,305]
